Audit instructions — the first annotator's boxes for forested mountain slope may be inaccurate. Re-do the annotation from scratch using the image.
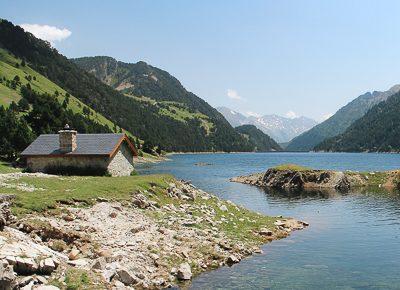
[0,19,253,152]
[235,125,282,152]
[315,91,400,152]
[0,47,114,158]
[286,85,400,151]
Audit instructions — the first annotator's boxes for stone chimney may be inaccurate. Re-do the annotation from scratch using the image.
[59,124,77,152]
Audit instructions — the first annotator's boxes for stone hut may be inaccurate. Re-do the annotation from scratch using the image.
[21,125,138,176]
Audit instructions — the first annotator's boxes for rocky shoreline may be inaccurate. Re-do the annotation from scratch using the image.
[0,174,308,289]
[231,165,400,191]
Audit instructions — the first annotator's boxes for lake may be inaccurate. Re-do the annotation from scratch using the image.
[138,152,400,289]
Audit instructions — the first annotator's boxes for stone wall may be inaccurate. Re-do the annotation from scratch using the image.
[107,143,134,176]
[59,130,77,152]
[26,155,109,173]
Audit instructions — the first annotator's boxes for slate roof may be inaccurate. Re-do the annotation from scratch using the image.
[21,133,136,157]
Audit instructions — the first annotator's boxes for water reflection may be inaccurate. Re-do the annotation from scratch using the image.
[264,187,343,199]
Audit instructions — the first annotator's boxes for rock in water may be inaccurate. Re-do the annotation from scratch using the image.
[227,255,240,265]
[177,263,192,280]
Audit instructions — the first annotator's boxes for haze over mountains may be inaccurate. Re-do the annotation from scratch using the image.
[217,107,317,143]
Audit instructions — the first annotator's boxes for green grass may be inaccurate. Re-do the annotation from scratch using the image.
[158,103,214,134]
[0,48,121,134]
[50,268,105,290]
[195,198,277,244]
[273,164,312,171]
[0,82,21,106]
[351,171,400,187]
[0,174,171,216]
[126,94,214,134]
[0,161,20,173]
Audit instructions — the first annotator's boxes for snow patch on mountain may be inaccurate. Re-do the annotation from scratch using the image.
[217,107,318,143]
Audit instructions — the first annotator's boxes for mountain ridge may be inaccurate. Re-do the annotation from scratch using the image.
[235,125,282,152]
[315,90,400,152]
[286,84,400,151]
[217,107,317,143]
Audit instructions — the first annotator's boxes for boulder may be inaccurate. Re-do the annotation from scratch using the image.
[68,249,80,260]
[177,262,192,280]
[39,258,56,274]
[0,264,16,289]
[130,225,145,234]
[18,275,34,287]
[33,286,60,290]
[67,259,88,267]
[36,276,48,285]
[219,205,228,212]
[132,194,150,209]
[62,215,75,222]
[102,262,118,282]
[15,257,38,274]
[91,257,107,270]
[227,255,240,265]
[258,228,273,236]
[0,201,15,231]
[21,281,35,290]
[115,268,138,285]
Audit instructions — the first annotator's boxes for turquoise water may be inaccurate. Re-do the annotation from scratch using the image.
[138,153,400,289]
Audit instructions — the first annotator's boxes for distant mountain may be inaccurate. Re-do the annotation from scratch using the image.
[247,114,317,143]
[217,107,317,143]
[315,90,400,152]
[286,84,400,151]
[216,107,249,127]
[235,125,282,152]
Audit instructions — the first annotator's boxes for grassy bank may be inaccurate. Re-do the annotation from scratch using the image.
[1,172,278,244]
[0,173,170,215]
[0,160,20,173]
[0,163,307,288]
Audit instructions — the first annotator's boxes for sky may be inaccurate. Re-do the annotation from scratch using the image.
[3,0,400,121]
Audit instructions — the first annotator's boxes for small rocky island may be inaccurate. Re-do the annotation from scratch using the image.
[231,164,400,191]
